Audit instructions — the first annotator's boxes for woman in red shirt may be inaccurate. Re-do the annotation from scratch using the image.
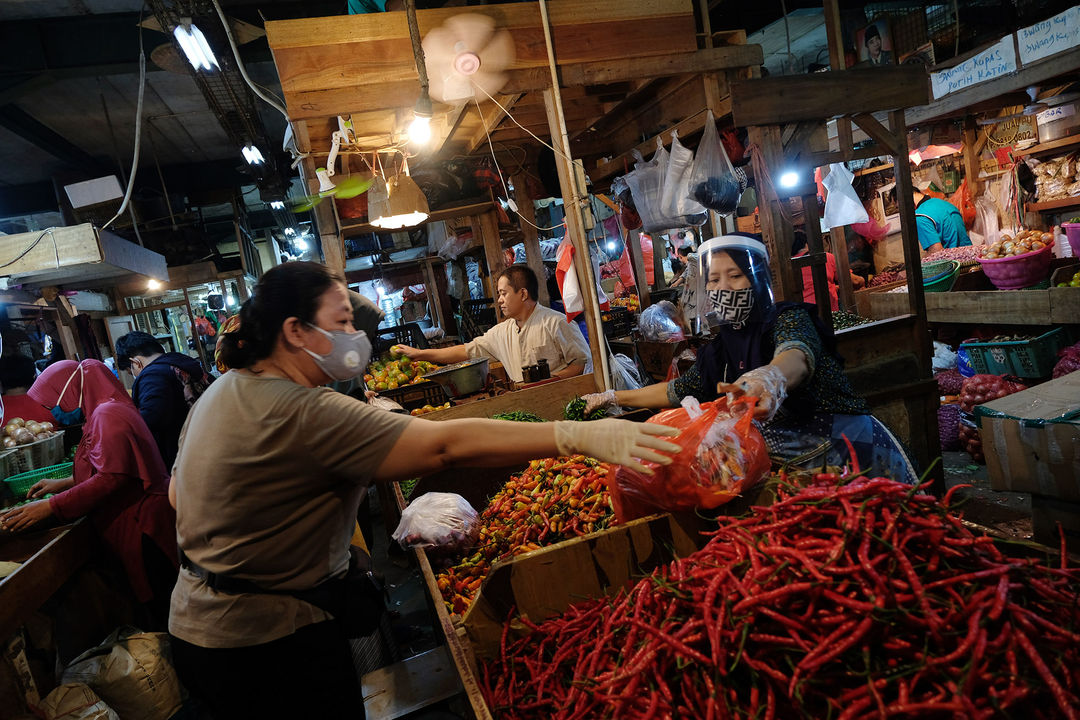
[0,360,178,625]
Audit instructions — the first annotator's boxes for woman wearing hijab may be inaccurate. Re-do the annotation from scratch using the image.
[585,234,917,483]
[0,360,178,624]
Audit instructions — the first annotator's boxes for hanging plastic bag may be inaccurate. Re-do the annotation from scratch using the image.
[949,178,977,228]
[392,492,479,555]
[626,141,705,233]
[687,110,743,213]
[661,131,707,220]
[607,396,771,522]
[638,301,686,343]
[822,163,870,229]
[971,194,998,247]
[610,353,646,391]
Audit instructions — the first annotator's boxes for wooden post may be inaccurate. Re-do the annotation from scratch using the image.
[625,227,651,310]
[831,227,856,311]
[420,258,445,332]
[651,233,667,290]
[511,172,550,306]
[293,120,346,271]
[476,211,507,322]
[889,110,928,323]
[432,261,458,336]
[800,190,833,327]
[823,0,853,153]
[962,116,982,197]
[748,125,797,302]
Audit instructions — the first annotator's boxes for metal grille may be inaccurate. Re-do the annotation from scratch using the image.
[146,0,287,200]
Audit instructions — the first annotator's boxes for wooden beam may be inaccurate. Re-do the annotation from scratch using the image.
[293,120,345,272]
[801,190,832,327]
[831,228,856,312]
[731,67,929,127]
[434,103,469,157]
[543,87,608,390]
[558,46,762,87]
[851,114,902,158]
[467,93,525,153]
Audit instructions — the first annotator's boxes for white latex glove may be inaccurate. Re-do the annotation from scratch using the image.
[582,390,618,416]
[554,418,680,475]
[719,365,788,421]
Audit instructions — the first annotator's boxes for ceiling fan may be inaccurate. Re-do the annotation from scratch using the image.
[977,86,1049,126]
[422,13,516,104]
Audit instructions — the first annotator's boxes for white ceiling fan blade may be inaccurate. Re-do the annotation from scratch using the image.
[441,73,475,102]
[422,26,458,68]
[444,13,497,53]
[477,28,516,72]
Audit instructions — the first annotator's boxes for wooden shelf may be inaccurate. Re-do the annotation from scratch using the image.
[854,162,894,177]
[1027,196,1080,212]
[1020,135,1080,158]
[867,288,1080,324]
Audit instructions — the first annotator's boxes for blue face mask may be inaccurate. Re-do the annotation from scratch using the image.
[51,364,86,426]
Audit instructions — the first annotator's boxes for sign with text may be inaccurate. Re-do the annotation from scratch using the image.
[1019,5,1080,66]
[931,37,1018,99]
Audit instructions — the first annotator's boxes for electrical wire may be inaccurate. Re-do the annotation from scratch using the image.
[103,16,146,231]
[210,0,290,121]
[0,229,59,270]
[473,96,565,233]
[470,80,580,168]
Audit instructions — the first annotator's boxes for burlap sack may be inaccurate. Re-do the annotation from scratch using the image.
[39,683,119,720]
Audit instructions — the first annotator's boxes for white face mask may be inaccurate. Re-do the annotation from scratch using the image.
[302,324,372,381]
[708,288,754,328]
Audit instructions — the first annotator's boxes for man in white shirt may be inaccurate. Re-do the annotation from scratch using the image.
[396,265,589,383]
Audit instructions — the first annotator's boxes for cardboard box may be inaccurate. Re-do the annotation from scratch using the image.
[975,371,1080,501]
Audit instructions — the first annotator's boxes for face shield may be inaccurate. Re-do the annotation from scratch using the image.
[696,235,775,330]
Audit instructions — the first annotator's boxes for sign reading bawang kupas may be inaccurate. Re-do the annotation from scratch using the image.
[930,37,1017,100]
[1019,5,1080,65]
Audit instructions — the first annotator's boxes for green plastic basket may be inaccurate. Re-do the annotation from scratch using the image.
[4,462,73,498]
[1021,278,1051,290]
[923,261,960,293]
[921,259,955,278]
[960,328,1068,378]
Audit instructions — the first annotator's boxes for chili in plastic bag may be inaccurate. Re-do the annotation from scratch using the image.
[607,396,771,522]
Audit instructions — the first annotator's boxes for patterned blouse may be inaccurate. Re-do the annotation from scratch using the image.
[669,306,869,417]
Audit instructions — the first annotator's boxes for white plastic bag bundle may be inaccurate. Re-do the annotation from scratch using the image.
[822,163,869,229]
[625,140,706,233]
[638,301,686,343]
[660,131,706,220]
[686,110,742,213]
[392,492,479,554]
[932,341,958,372]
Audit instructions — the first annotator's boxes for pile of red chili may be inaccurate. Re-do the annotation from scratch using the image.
[437,455,615,615]
[480,474,1080,719]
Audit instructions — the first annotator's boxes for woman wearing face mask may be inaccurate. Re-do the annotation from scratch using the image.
[0,359,178,624]
[584,234,917,483]
[167,261,679,718]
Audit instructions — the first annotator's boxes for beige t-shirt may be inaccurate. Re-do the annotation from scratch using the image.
[465,304,589,382]
[168,371,412,648]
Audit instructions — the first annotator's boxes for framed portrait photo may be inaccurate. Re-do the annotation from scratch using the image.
[857,19,894,66]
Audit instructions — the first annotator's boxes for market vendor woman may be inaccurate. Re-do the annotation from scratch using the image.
[586,234,918,483]
[168,261,679,718]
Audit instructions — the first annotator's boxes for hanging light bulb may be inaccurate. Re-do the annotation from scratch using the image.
[408,90,434,145]
[294,237,309,252]
[269,200,285,210]
[607,241,617,251]
[284,228,295,235]
[147,278,163,291]
[173,22,219,71]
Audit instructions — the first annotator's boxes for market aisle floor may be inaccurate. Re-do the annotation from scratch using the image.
[942,450,1032,539]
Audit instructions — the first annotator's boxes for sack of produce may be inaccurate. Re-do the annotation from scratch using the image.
[638,301,686,343]
[609,396,770,521]
[61,628,182,720]
[958,374,1027,463]
[1053,341,1080,378]
[392,492,479,555]
[39,683,119,720]
[659,130,706,220]
[686,110,743,213]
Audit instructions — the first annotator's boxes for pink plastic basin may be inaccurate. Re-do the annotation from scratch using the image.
[977,244,1053,290]
[1063,222,1080,257]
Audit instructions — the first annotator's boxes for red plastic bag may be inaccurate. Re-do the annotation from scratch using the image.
[949,179,976,229]
[607,397,771,522]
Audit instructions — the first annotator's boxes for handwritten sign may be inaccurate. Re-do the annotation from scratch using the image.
[1037,104,1076,124]
[1019,6,1080,66]
[931,37,1018,99]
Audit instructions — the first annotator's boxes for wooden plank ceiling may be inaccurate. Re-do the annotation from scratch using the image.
[265,0,711,168]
